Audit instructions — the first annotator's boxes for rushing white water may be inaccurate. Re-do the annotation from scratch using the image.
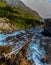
[0,27,48,65]
[28,35,46,65]
[0,30,26,46]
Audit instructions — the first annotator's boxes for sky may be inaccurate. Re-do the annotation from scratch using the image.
[21,0,51,18]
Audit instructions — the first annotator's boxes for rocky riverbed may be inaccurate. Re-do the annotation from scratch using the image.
[0,27,51,65]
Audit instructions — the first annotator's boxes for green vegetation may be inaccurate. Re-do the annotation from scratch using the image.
[0,2,44,30]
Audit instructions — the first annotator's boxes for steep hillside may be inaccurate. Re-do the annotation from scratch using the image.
[5,0,42,20]
[0,1,44,33]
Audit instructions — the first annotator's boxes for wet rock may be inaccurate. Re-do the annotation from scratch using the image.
[43,37,51,64]
[42,19,51,37]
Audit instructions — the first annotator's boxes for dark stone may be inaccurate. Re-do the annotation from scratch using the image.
[41,58,46,63]
[6,59,11,65]
[42,18,51,37]
[0,55,6,65]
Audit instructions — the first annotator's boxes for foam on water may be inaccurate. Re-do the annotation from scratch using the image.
[28,35,46,65]
[0,28,46,65]
[0,30,24,46]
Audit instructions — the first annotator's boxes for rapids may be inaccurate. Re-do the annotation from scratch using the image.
[0,27,51,65]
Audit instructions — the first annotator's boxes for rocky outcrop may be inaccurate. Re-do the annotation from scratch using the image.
[42,19,51,37]
[0,18,19,33]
